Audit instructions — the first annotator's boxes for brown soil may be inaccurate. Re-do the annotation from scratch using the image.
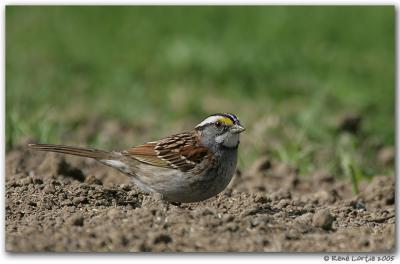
[6,145,395,252]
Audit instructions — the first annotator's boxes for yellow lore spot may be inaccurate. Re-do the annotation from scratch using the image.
[218,117,234,125]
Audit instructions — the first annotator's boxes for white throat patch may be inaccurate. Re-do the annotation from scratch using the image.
[216,133,240,148]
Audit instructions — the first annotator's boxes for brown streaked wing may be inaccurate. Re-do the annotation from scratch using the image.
[123,132,212,172]
[173,145,210,172]
[122,142,170,168]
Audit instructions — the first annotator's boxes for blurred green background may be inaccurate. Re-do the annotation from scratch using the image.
[6,6,394,181]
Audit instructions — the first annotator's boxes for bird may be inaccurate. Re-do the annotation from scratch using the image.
[28,113,245,203]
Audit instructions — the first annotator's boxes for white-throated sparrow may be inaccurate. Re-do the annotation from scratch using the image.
[28,113,245,203]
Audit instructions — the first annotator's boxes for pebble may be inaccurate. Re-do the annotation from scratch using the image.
[312,209,335,230]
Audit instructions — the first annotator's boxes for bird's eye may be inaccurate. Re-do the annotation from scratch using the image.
[215,121,222,128]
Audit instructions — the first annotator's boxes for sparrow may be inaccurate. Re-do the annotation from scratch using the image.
[28,113,245,203]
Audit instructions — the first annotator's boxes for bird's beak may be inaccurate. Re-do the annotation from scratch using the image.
[230,124,246,134]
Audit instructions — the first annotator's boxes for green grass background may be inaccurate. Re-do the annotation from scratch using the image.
[6,6,395,181]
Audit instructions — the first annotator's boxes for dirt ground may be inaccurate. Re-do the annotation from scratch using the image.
[5,143,395,252]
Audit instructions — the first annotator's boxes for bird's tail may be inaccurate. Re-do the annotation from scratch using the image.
[28,143,112,160]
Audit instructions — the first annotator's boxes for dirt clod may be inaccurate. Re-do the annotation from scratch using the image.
[312,209,335,230]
